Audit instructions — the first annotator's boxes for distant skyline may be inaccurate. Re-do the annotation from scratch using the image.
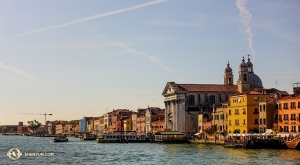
[0,0,299,125]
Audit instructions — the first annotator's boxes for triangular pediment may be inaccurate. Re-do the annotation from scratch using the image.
[162,82,176,96]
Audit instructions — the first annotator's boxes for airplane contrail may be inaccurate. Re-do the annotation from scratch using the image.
[236,0,255,61]
[0,0,166,41]
[0,62,39,80]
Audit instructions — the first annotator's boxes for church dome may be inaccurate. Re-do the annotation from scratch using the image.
[225,62,232,72]
[249,73,263,88]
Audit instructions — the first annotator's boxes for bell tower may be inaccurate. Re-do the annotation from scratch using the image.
[224,61,234,85]
[237,56,250,93]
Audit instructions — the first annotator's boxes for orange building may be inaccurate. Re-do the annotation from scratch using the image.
[277,94,300,133]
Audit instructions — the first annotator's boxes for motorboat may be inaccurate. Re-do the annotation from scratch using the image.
[53,136,69,142]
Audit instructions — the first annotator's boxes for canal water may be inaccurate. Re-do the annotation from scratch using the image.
[1,136,300,165]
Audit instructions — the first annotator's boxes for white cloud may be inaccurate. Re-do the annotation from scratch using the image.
[236,0,255,60]
[0,62,39,80]
[0,0,166,41]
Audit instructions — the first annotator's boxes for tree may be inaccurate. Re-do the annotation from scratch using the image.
[9,128,15,133]
[0,126,2,133]
[205,125,217,135]
[2,127,7,134]
[220,130,228,137]
[233,129,240,133]
[27,120,41,133]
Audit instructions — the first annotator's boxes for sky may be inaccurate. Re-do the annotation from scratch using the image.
[0,0,299,125]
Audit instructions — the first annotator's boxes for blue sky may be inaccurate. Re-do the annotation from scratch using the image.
[0,0,299,125]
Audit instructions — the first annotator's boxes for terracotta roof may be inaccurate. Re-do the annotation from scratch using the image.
[277,91,289,96]
[170,82,238,92]
[152,119,164,123]
[149,107,165,115]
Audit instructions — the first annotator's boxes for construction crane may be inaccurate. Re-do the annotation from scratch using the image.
[19,113,52,125]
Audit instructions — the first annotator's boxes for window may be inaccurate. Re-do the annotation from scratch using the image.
[278,103,282,109]
[235,119,239,125]
[291,102,296,109]
[298,101,300,108]
[284,126,289,132]
[263,105,266,111]
[260,118,262,124]
[298,126,300,133]
[254,119,258,124]
[254,97,258,102]
[235,109,239,114]
[284,114,289,120]
[188,95,195,105]
[229,120,231,125]
[260,105,262,112]
[242,108,246,114]
[263,118,266,124]
[291,114,296,120]
[209,95,216,105]
[229,110,231,115]
[243,119,246,124]
[283,103,288,109]
[220,114,224,120]
[254,108,258,114]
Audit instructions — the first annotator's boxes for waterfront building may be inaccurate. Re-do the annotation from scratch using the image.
[145,107,165,133]
[131,112,138,132]
[111,109,132,131]
[277,88,300,133]
[227,91,270,134]
[103,113,110,133]
[136,108,147,134]
[17,122,28,134]
[123,117,132,131]
[213,103,228,133]
[99,116,104,133]
[258,99,276,133]
[162,56,264,135]
[151,119,165,134]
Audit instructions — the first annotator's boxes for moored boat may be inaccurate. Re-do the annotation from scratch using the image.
[53,136,69,142]
[96,132,151,143]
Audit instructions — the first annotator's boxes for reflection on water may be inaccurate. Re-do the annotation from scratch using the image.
[0,136,300,165]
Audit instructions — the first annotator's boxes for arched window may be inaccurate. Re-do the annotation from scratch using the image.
[243,74,247,81]
[209,95,215,105]
[188,95,195,105]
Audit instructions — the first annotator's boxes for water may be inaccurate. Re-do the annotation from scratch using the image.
[1,136,300,165]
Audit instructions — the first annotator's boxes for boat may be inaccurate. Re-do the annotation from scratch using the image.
[153,131,190,143]
[80,132,96,140]
[96,132,151,143]
[53,136,69,142]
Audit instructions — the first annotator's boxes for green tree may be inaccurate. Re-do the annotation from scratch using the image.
[2,127,7,134]
[27,120,41,133]
[205,125,217,135]
[0,126,2,133]
[220,130,228,137]
[9,128,15,133]
[233,129,240,133]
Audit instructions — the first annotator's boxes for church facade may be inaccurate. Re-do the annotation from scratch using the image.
[162,56,263,135]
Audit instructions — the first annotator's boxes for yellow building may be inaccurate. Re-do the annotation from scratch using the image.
[227,91,270,134]
[123,118,132,131]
